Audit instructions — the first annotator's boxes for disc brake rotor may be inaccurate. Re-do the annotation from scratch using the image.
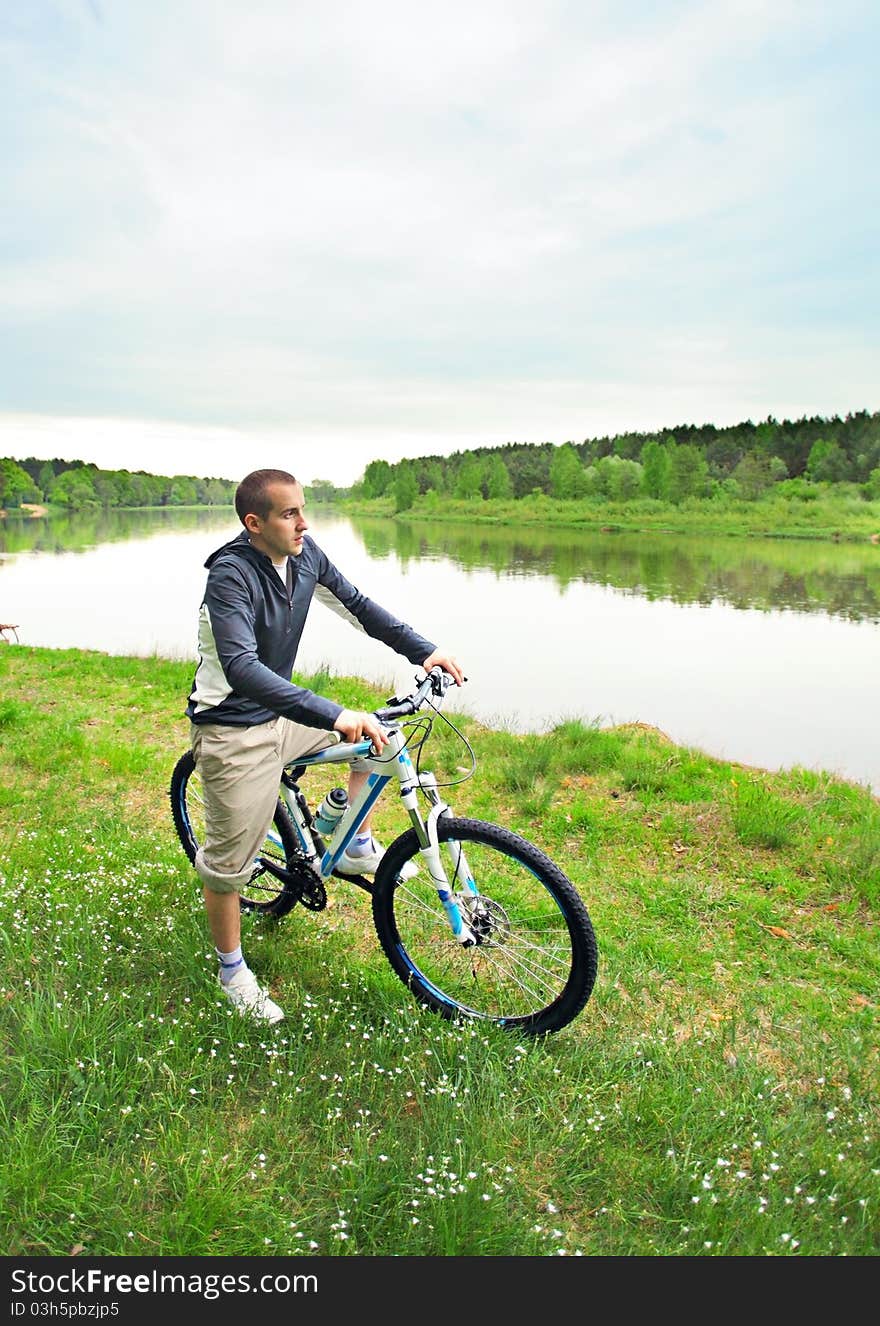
[461,896,510,945]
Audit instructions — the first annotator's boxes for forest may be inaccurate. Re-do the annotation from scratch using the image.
[0,455,236,511]
[1,410,879,512]
[348,410,880,511]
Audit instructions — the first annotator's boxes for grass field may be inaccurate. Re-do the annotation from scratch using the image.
[1,646,877,1257]
[342,486,880,543]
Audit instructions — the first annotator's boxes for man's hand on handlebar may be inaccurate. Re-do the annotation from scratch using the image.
[333,708,389,751]
[422,649,465,686]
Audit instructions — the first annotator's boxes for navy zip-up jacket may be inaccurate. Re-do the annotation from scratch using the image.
[186,531,437,729]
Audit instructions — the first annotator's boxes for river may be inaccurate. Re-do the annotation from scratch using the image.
[1,506,878,792]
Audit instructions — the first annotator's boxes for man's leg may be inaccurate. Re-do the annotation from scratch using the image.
[191,719,291,1023]
[203,885,241,955]
[339,769,417,878]
[347,768,369,812]
[202,884,259,1003]
[191,716,336,1022]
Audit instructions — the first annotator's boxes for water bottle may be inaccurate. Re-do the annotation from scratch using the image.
[314,786,349,834]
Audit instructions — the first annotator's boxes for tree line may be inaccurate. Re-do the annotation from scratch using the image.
[3,409,879,513]
[0,456,237,511]
[352,410,880,510]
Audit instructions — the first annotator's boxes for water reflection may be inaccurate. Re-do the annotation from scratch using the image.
[3,506,880,626]
[354,516,880,623]
[0,506,235,558]
[3,507,879,626]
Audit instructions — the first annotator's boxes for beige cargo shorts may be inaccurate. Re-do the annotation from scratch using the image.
[190,716,336,894]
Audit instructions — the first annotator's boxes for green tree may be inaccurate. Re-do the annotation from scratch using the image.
[506,445,552,498]
[421,461,445,495]
[454,457,484,499]
[167,476,199,505]
[362,460,393,498]
[754,417,779,455]
[580,465,603,498]
[37,462,55,496]
[640,440,671,499]
[668,443,708,503]
[48,468,98,508]
[206,478,232,505]
[606,457,643,500]
[611,433,643,461]
[590,454,641,500]
[806,438,851,484]
[0,458,39,508]
[126,473,151,506]
[307,480,339,503]
[862,467,880,500]
[485,455,512,500]
[591,456,615,498]
[549,444,589,499]
[393,465,418,512]
[731,451,774,500]
[92,470,123,505]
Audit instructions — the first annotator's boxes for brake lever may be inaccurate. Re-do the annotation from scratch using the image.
[430,668,467,696]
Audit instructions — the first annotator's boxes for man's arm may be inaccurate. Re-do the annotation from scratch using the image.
[316,549,465,697]
[314,553,438,665]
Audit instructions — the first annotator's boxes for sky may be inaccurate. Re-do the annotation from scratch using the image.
[1,0,878,487]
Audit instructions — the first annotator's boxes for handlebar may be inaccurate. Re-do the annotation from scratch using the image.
[374,666,457,723]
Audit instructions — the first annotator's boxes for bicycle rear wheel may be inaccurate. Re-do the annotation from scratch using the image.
[372,817,598,1036]
[169,750,300,917]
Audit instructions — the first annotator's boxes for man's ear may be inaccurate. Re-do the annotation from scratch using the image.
[243,512,262,535]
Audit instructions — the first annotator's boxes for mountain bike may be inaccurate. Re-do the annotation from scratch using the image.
[169,668,598,1036]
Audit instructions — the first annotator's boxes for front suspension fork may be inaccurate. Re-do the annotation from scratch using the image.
[413,775,478,947]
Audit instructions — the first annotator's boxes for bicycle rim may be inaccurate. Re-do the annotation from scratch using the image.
[373,818,597,1035]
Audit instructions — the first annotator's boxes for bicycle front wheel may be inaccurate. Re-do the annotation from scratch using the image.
[169,750,300,917]
[372,817,598,1036]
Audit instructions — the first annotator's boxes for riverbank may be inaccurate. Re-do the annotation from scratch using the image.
[4,489,880,544]
[338,490,880,543]
[1,645,878,1257]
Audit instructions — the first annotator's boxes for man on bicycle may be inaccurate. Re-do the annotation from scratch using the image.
[186,467,464,1024]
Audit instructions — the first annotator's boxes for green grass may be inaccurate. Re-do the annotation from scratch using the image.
[730,774,808,849]
[342,486,880,543]
[1,646,878,1257]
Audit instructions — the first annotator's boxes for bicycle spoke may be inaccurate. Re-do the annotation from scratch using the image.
[468,938,568,1003]
[382,833,583,1023]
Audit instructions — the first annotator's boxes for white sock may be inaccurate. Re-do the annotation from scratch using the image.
[217,945,246,986]
[346,833,373,857]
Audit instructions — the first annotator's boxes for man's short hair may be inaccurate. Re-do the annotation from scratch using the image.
[234,469,298,525]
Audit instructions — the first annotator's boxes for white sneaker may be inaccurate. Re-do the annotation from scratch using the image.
[219,967,284,1024]
[339,837,418,880]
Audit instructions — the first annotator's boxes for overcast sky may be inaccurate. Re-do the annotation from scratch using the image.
[1,0,877,486]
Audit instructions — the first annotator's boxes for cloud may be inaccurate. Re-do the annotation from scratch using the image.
[1,0,878,474]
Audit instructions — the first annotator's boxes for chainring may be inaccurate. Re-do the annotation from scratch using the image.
[287,860,328,912]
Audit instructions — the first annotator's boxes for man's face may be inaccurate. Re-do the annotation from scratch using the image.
[246,481,309,560]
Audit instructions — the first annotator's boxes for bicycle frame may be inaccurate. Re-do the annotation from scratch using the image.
[278,723,480,944]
